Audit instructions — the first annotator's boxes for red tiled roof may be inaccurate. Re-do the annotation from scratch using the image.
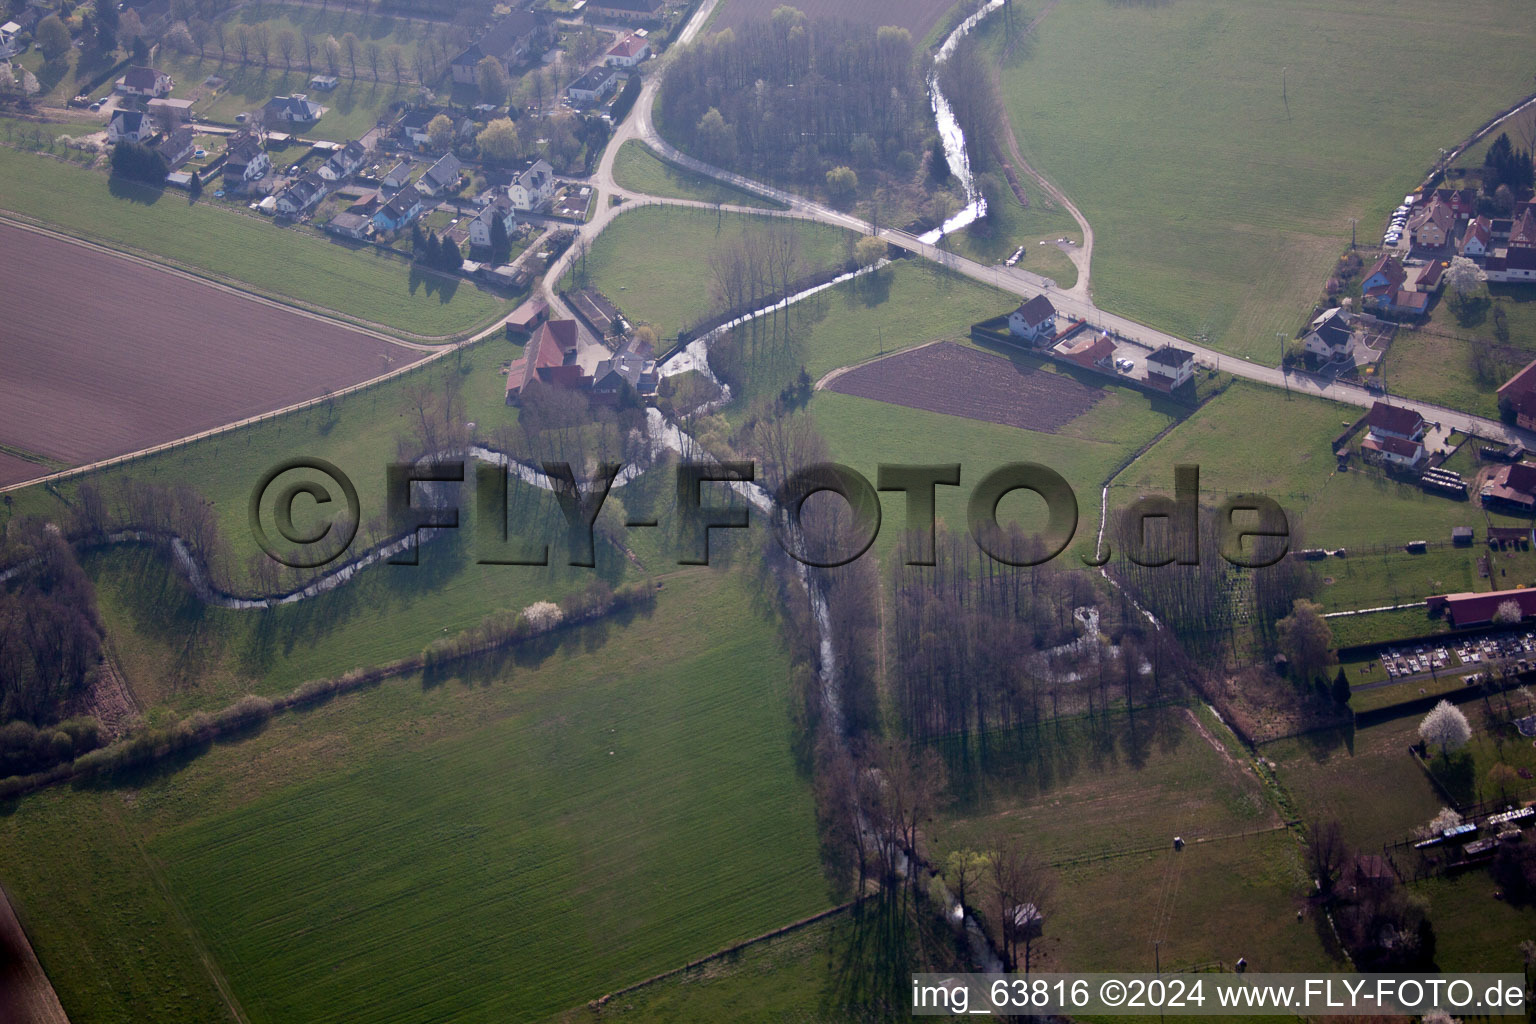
[608,33,648,57]
[1499,357,1536,399]
[1366,401,1424,438]
[1462,216,1492,250]
[1014,294,1056,326]
[1361,254,1407,294]
[1434,587,1536,627]
[1362,434,1422,460]
[506,318,574,397]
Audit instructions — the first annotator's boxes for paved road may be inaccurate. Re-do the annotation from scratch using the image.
[587,28,1536,452]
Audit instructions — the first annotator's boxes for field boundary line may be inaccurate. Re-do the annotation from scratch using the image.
[592,898,863,1009]
[98,801,252,1024]
[0,883,72,1024]
[0,214,452,352]
[0,314,509,497]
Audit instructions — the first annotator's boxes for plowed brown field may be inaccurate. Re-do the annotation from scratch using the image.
[0,886,69,1024]
[0,223,427,487]
[824,341,1103,432]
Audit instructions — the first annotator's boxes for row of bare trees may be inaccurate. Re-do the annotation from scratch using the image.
[0,519,105,725]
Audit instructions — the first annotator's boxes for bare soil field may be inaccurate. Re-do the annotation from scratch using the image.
[0,886,70,1024]
[0,223,427,487]
[713,0,954,38]
[824,341,1103,432]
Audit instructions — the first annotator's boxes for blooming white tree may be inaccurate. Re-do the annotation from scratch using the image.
[1445,256,1482,299]
[1494,599,1524,625]
[1419,699,1471,757]
[522,600,563,632]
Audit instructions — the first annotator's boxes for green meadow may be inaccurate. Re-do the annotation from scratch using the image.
[0,569,828,1024]
[983,0,1536,360]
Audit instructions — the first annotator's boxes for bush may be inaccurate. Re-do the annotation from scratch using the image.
[215,694,275,732]
[109,140,170,186]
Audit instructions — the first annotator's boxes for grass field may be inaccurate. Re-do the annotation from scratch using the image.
[929,708,1333,972]
[983,0,1536,361]
[810,373,1177,566]
[0,569,829,1024]
[946,188,1081,291]
[611,142,785,210]
[723,260,1013,408]
[1115,382,1536,609]
[1380,287,1536,420]
[0,145,504,338]
[573,205,856,338]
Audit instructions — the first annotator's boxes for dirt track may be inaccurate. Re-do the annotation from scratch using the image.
[0,886,70,1024]
[825,341,1103,432]
[0,222,428,486]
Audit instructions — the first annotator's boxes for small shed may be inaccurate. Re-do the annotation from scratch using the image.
[1453,527,1474,546]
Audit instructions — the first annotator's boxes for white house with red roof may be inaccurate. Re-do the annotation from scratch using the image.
[1007,294,1057,343]
[1460,216,1492,257]
[116,65,172,98]
[605,33,650,67]
[1360,400,1426,470]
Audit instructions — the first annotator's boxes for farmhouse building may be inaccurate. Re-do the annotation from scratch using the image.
[115,65,172,97]
[587,0,666,22]
[508,158,555,211]
[262,94,323,124]
[449,11,546,83]
[1145,345,1195,391]
[1360,254,1407,302]
[1497,358,1536,429]
[222,131,270,187]
[592,343,659,404]
[1481,462,1536,512]
[106,109,152,144]
[1431,187,1479,219]
[1365,401,1425,443]
[1429,586,1536,628]
[373,184,425,232]
[505,319,589,404]
[605,34,650,67]
[1007,295,1057,342]
[567,66,620,106]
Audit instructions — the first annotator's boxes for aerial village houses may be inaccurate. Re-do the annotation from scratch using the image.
[1360,401,1426,471]
[318,140,369,182]
[1359,254,1427,316]
[1303,307,1359,362]
[1498,358,1536,429]
[449,11,546,83]
[274,173,329,218]
[469,196,516,249]
[1461,216,1492,257]
[158,124,195,170]
[222,130,270,190]
[262,93,323,125]
[381,160,412,190]
[373,184,425,233]
[1484,203,1536,283]
[106,109,152,144]
[417,153,463,197]
[397,107,470,150]
[1007,295,1057,342]
[1052,330,1115,372]
[567,66,620,106]
[115,65,172,98]
[1407,197,1454,248]
[586,0,666,22]
[508,158,556,212]
[1145,345,1195,391]
[605,34,650,68]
